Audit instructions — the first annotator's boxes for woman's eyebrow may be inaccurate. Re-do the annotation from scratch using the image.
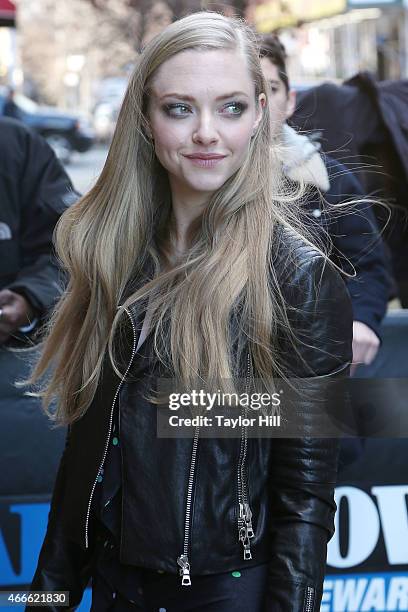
[158,91,249,101]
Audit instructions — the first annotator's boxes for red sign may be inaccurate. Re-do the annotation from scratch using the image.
[0,0,16,20]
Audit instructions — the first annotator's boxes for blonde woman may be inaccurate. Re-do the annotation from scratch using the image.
[27,12,352,612]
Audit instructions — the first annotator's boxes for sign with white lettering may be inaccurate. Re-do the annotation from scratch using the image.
[328,485,408,568]
[323,573,408,611]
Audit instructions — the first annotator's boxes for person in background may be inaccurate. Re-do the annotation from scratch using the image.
[0,117,80,517]
[258,34,391,372]
[0,117,79,346]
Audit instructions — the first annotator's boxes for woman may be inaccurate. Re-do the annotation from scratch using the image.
[27,11,352,612]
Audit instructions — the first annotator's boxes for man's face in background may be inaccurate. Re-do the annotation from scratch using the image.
[260,57,296,139]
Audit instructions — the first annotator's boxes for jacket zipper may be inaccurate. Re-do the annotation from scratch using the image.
[84,306,138,549]
[237,352,255,560]
[178,353,255,582]
[304,586,315,612]
[177,424,200,586]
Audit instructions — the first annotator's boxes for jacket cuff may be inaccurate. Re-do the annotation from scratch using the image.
[264,578,323,612]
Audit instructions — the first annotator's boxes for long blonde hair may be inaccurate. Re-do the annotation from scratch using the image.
[26,11,318,425]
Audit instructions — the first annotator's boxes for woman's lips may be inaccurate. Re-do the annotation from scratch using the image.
[183,154,227,168]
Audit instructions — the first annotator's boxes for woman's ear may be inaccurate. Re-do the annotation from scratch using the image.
[252,93,266,134]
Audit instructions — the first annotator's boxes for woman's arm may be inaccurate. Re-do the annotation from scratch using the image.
[265,254,353,611]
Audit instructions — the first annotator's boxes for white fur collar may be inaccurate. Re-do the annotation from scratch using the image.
[279,124,330,192]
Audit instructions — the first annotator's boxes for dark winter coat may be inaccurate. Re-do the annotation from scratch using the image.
[0,117,79,337]
[290,73,408,289]
[307,155,391,340]
[280,124,390,340]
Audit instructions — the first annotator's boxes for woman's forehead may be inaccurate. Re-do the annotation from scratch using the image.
[149,48,255,98]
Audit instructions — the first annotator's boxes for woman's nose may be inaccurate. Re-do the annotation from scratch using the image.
[192,113,219,145]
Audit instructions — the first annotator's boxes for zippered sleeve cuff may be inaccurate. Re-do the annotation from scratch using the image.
[264,578,322,611]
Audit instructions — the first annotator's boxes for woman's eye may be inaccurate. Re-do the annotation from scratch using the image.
[163,103,191,117]
[221,102,247,116]
[162,101,247,118]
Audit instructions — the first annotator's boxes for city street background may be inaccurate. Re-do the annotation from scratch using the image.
[66,145,108,194]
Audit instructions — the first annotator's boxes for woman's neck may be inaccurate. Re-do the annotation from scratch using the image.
[169,176,210,234]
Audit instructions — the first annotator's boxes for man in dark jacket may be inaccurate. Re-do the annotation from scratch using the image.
[290,72,408,306]
[0,117,79,345]
[0,118,80,506]
[258,35,391,371]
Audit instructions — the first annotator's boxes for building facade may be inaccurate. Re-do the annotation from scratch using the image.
[250,0,408,82]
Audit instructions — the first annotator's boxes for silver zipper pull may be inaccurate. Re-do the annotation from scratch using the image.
[245,521,254,539]
[238,503,254,559]
[177,554,192,586]
[239,503,254,538]
[243,503,255,539]
[238,523,253,560]
[238,525,247,541]
[238,504,246,536]
[239,529,253,560]
[243,541,252,560]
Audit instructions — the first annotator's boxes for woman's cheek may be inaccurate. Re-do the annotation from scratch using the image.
[226,120,253,150]
[154,127,186,160]
[155,115,186,138]
[227,133,252,160]
[154,137,185,174]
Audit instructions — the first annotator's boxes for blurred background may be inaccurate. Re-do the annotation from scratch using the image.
[1,0,408,190]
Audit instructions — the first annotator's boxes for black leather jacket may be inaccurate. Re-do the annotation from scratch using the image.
[28,228,353,612]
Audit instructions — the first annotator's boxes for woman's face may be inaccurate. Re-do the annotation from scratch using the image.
[147,48,265,203]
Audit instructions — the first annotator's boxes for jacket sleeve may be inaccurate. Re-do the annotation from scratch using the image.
[7,130,79,317]
[265,255,353,612]
[26,426,95,612]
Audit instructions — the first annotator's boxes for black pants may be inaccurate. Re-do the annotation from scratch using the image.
[91,548,269,612]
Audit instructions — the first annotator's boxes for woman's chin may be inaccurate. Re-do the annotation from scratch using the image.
[184,175,230,195]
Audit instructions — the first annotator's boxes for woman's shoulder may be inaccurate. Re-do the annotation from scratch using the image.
[271,224,353,375]
[271,223,327,280]
[271,223,352,325]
